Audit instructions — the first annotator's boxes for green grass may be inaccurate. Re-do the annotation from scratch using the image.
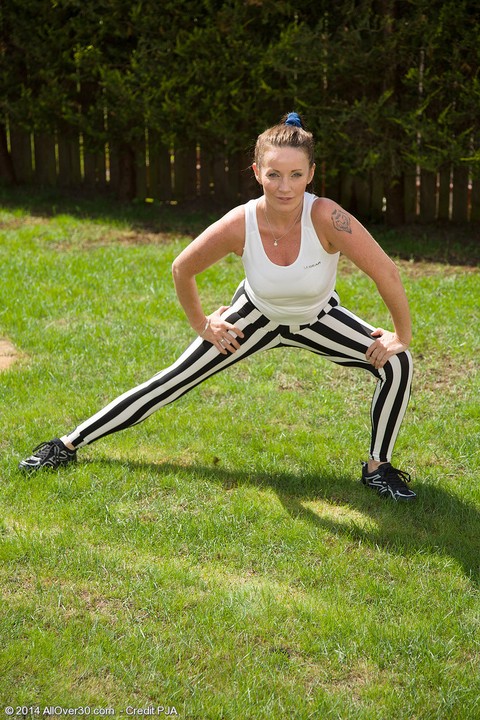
[0,188,479,718]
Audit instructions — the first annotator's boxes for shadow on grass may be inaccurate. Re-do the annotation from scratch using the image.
[0,185,227,237]
[1,185,479,265]
[93,457,479,585]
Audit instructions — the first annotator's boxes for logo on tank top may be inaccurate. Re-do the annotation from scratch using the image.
[304,260,322,269]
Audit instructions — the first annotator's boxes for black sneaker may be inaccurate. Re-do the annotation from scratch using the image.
[361,462,416,501]
[18,438,77,472]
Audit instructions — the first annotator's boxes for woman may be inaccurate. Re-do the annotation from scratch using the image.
[19,113,415,501]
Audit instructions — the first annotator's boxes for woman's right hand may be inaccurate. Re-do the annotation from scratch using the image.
[199,306,245,354]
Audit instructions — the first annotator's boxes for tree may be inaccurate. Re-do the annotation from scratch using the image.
[1,0,478,219]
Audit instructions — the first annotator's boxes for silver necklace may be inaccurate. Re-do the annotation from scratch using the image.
[263,205,303,246]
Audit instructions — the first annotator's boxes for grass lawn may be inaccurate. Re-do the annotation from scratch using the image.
[0,188,479,719]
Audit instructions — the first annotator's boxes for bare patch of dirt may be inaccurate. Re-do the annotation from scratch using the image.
[0,215,52,230]
[339,254,478,278]
[1,214,179,249]
[414,356,476,394]
[90,228,176,247]
[0,339,19,371]
[396,258,479,278]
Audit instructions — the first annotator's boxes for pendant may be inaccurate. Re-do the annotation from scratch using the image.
[274,239,278,247]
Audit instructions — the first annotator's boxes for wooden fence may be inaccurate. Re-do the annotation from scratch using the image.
[2,123,480,223]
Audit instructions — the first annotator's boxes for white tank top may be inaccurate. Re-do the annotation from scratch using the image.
[242,192,339,325]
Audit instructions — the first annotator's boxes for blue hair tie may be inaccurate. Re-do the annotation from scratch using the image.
[285,112,302,128]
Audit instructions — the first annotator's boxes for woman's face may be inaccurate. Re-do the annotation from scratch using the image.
[253,146,315,212]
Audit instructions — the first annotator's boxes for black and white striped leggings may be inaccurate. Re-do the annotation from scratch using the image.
[66,284,413,462]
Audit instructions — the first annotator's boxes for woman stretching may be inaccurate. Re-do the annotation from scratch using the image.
[19,113,415,501]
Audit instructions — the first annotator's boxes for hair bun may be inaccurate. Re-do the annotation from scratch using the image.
[285,112,303,128]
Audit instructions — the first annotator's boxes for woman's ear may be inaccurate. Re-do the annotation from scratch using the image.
[252,163,262,185]
[308,163,316,184]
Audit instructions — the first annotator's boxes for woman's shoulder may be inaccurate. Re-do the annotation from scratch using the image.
[310,195,341,221]
[310,195,350,232]
[218,203,247,230]
[209,203,247,255]
[309,195,345,254]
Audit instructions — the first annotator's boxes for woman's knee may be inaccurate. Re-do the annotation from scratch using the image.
[386,349,413,382]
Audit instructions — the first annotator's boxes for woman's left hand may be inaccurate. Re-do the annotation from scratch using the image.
[366,329,409,369]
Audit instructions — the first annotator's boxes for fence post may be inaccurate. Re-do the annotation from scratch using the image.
[148,131,172,201]
[113,142,137,201]
[57,131,82,188]
[419,169,436,222]
[34,131,57,186]
[108,143,120,194]
[385,174,405,226]
[239,152,257,201]
[470,177,480,222]
[225,152,240,202]
[10,126,34,183]
[213,153,229,204]
[228,151,257,203]
[451,165,469,222]
[173,144,197,201]
[437,165,451,220]
[351,175,371,220]
[369,171,384,222]
[83,146,107,190]
[323,169,341,204]
[199,146,213,199]
[0,121,15,183]
[403,169,417,223]
[339,172,353,210]
[135,134,147,201]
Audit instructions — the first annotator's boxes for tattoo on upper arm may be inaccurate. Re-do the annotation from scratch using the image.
[331,208,352,234]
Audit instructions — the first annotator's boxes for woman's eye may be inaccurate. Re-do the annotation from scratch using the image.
[266,171,303,178]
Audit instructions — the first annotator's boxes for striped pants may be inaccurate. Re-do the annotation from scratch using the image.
[66,284,413,462]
